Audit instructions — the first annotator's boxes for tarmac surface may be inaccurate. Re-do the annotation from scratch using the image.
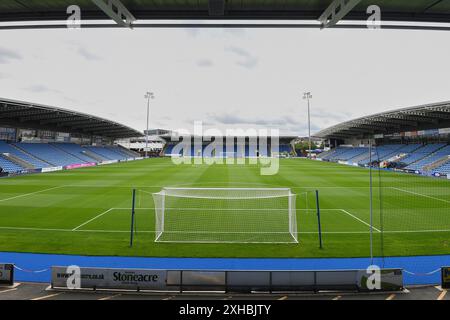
[0,282,448,300]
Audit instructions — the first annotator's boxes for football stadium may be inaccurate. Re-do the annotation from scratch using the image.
[0,0,449,304]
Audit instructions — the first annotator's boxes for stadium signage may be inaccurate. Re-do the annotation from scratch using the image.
[65,163,96,170]
[98,160,118,165]
[0,264,14,286]
[41,166,63,173]
[51,266,166,290]
[442,267,450,289]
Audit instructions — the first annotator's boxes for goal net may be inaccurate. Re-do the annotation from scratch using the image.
[151,188,298,243]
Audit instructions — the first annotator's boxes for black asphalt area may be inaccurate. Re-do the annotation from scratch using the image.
[0,282,448,300]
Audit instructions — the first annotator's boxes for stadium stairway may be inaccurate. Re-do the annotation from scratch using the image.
[14,142,87,167]
[84,146,127,161]
[434,159,450,175]
[116,144,140,158]
[0,140,50,169]
[405,144,450,171]
[0,154,24,173]
[358,145,405,165]
[50,143,98,163]
[0,152,34,169]
[106,146,134,159]
[82,149,109,162]
[398,144,445,167]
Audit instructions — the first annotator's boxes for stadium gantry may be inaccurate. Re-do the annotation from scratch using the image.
[0,0,450,30]
[313,101,450,176]
[0,97,142,139]
[0,97,143,175]
[315,101,450,140]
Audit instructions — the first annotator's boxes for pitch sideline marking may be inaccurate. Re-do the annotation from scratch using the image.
[340,209,381,233]
[71,208,114,231]
[437,290,447,301]
[1,225,450,234]
[0,288,18,294]
[0,185,65,203]
[31,292,63,300]
[390,187,450,205]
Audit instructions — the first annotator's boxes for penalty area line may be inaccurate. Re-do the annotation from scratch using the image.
[340,209,381,233]
[390,187,450,205]
[71,208,114,231]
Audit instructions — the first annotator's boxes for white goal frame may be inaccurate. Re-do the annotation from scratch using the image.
[152,187,298,244]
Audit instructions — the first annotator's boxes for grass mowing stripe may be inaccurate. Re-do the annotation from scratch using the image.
[0,185,65,202]
[0,158,448,258]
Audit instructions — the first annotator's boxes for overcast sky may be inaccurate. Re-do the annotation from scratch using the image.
[0,26,449,136]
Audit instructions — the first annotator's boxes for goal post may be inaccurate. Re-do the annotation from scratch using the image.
[151,187,298,244]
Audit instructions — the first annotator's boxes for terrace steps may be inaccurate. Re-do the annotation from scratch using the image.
[424,156,450,171]
[50,143,92,163]
[0,152,34,169]
[9,143,53,166]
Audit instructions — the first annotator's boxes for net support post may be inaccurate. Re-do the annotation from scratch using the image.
[130,188,136,247]
[315,190,323,249]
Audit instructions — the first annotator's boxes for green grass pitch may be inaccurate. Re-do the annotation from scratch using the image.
[0,158,449,258]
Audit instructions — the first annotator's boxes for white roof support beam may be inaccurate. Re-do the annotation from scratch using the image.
[91,0,136,28]
[318,0,362,29]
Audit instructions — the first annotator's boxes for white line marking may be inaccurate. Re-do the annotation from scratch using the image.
[99,294,122,300]
[0,226,71,232]
[340,209,381,233]
[0,288,18,294]
[391,187,450,204]
[72,208,114,231]
[386,294,396,300]
[114,208,344,211]
[0,225,449,234]
[0,186,64,203]
[31,292,63,300]
[437,290,447,300]
[332,295,342,300]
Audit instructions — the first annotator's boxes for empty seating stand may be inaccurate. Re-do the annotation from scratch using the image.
[0,140,49,169]
[51,143,97,163]
[0,155,23,173]
[14,143,86,167]
[405,144,450,171]
[84,146,127,161]
[399,144,445,167]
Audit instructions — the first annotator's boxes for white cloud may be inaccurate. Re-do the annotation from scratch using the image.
[0,27,449,136]
[0,47,21,64]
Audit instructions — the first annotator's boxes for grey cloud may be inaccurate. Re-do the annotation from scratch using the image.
[0,47,22,64]
[184,28,201,37]
[311,108,353,122]
[196,59,214,67]
[78,47,102,61]
[225,46,258,69]
[0,72,10,79]
[23,84,61,94]
[208,112,304,127]
[224,29,246,36]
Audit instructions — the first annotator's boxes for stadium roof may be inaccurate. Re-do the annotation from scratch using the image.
[314,101,450,140]
[0,1,449,29]
[0,97,143,139]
